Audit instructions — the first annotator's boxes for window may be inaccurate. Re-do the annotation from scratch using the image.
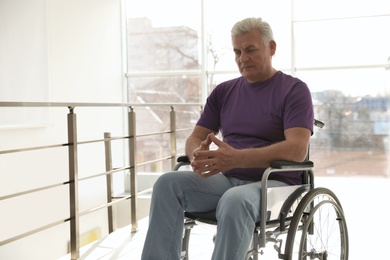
[125,0,390,178]
[293,0,390,178]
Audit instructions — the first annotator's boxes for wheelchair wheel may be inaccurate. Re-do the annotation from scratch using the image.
[284,187,349,260]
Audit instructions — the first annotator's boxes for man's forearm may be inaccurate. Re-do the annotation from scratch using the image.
[185,136,202,161]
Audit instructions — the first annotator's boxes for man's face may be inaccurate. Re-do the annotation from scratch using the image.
[232,28,276,83]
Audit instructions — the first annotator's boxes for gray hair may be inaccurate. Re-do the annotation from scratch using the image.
[231,17,274,46]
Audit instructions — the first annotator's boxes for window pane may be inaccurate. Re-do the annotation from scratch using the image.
[204,0,293,71]
[127,76,201,103]
[296,69,390,177]
[127,17,200,71]
[294,0,390,20]
[294,16,390,67]
[310,96,390,178]
[126,0,202,105]
[126,0,201,30]
[297,68,390,96]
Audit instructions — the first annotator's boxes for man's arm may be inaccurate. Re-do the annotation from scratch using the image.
[185,125,216,161]
[191,127,311,178]
[236,127,311,168]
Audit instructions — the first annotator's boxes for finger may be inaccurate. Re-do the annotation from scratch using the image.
[199,168,219,178]
[191,161,208,174]
[204,134,213,146]
[194,164,212,174]
[193,150,212,160]
[209,133,223,146]
[199,135,212,150]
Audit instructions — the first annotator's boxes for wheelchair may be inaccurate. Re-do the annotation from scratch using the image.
[174,120,349,260]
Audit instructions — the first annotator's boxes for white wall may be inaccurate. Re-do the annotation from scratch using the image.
[47,0,125,103]
[0,0,126,259]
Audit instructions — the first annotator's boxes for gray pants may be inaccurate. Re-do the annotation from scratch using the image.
[141,171,286,260]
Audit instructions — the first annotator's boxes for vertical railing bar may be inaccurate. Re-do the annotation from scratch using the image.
[67,106,80,260]
[128,106,138,232]
[170,106,177,169]
[104,132,115,233]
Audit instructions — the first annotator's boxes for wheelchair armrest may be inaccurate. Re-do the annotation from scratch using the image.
[177,155,190,163]
[175,157,314,170]
[271,160,313,169]
[314,119,325,129]
[173,155,191,171]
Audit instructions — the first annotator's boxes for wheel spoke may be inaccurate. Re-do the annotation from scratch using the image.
[284,188,349,260]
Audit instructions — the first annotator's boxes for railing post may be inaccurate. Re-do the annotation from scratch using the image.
[170,106,177,169]
[128,107,138,232]
[67,107,80,260]
[104,132,114,233]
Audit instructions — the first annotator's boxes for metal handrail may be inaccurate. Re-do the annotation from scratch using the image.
[0,101,202,259]
[0,101,201,107]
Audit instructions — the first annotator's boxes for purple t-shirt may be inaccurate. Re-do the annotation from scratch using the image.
[197,71,314,185]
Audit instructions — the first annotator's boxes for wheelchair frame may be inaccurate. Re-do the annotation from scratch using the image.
[175,120,349,260]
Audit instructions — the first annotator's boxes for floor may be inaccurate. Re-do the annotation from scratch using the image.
[58,214,280,260]
[59,177,390,260]
[58,217,217,260]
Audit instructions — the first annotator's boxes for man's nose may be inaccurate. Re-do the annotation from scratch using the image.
[239,53,249,63]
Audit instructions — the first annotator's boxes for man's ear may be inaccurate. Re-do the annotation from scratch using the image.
[269,40,276,56]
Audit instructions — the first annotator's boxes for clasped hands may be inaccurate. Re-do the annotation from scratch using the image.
[191,133,238,178]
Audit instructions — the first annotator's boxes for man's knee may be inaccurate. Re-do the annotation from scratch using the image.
[216,188,260,221]
[153,171,194,194]
[153,171,178,192]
